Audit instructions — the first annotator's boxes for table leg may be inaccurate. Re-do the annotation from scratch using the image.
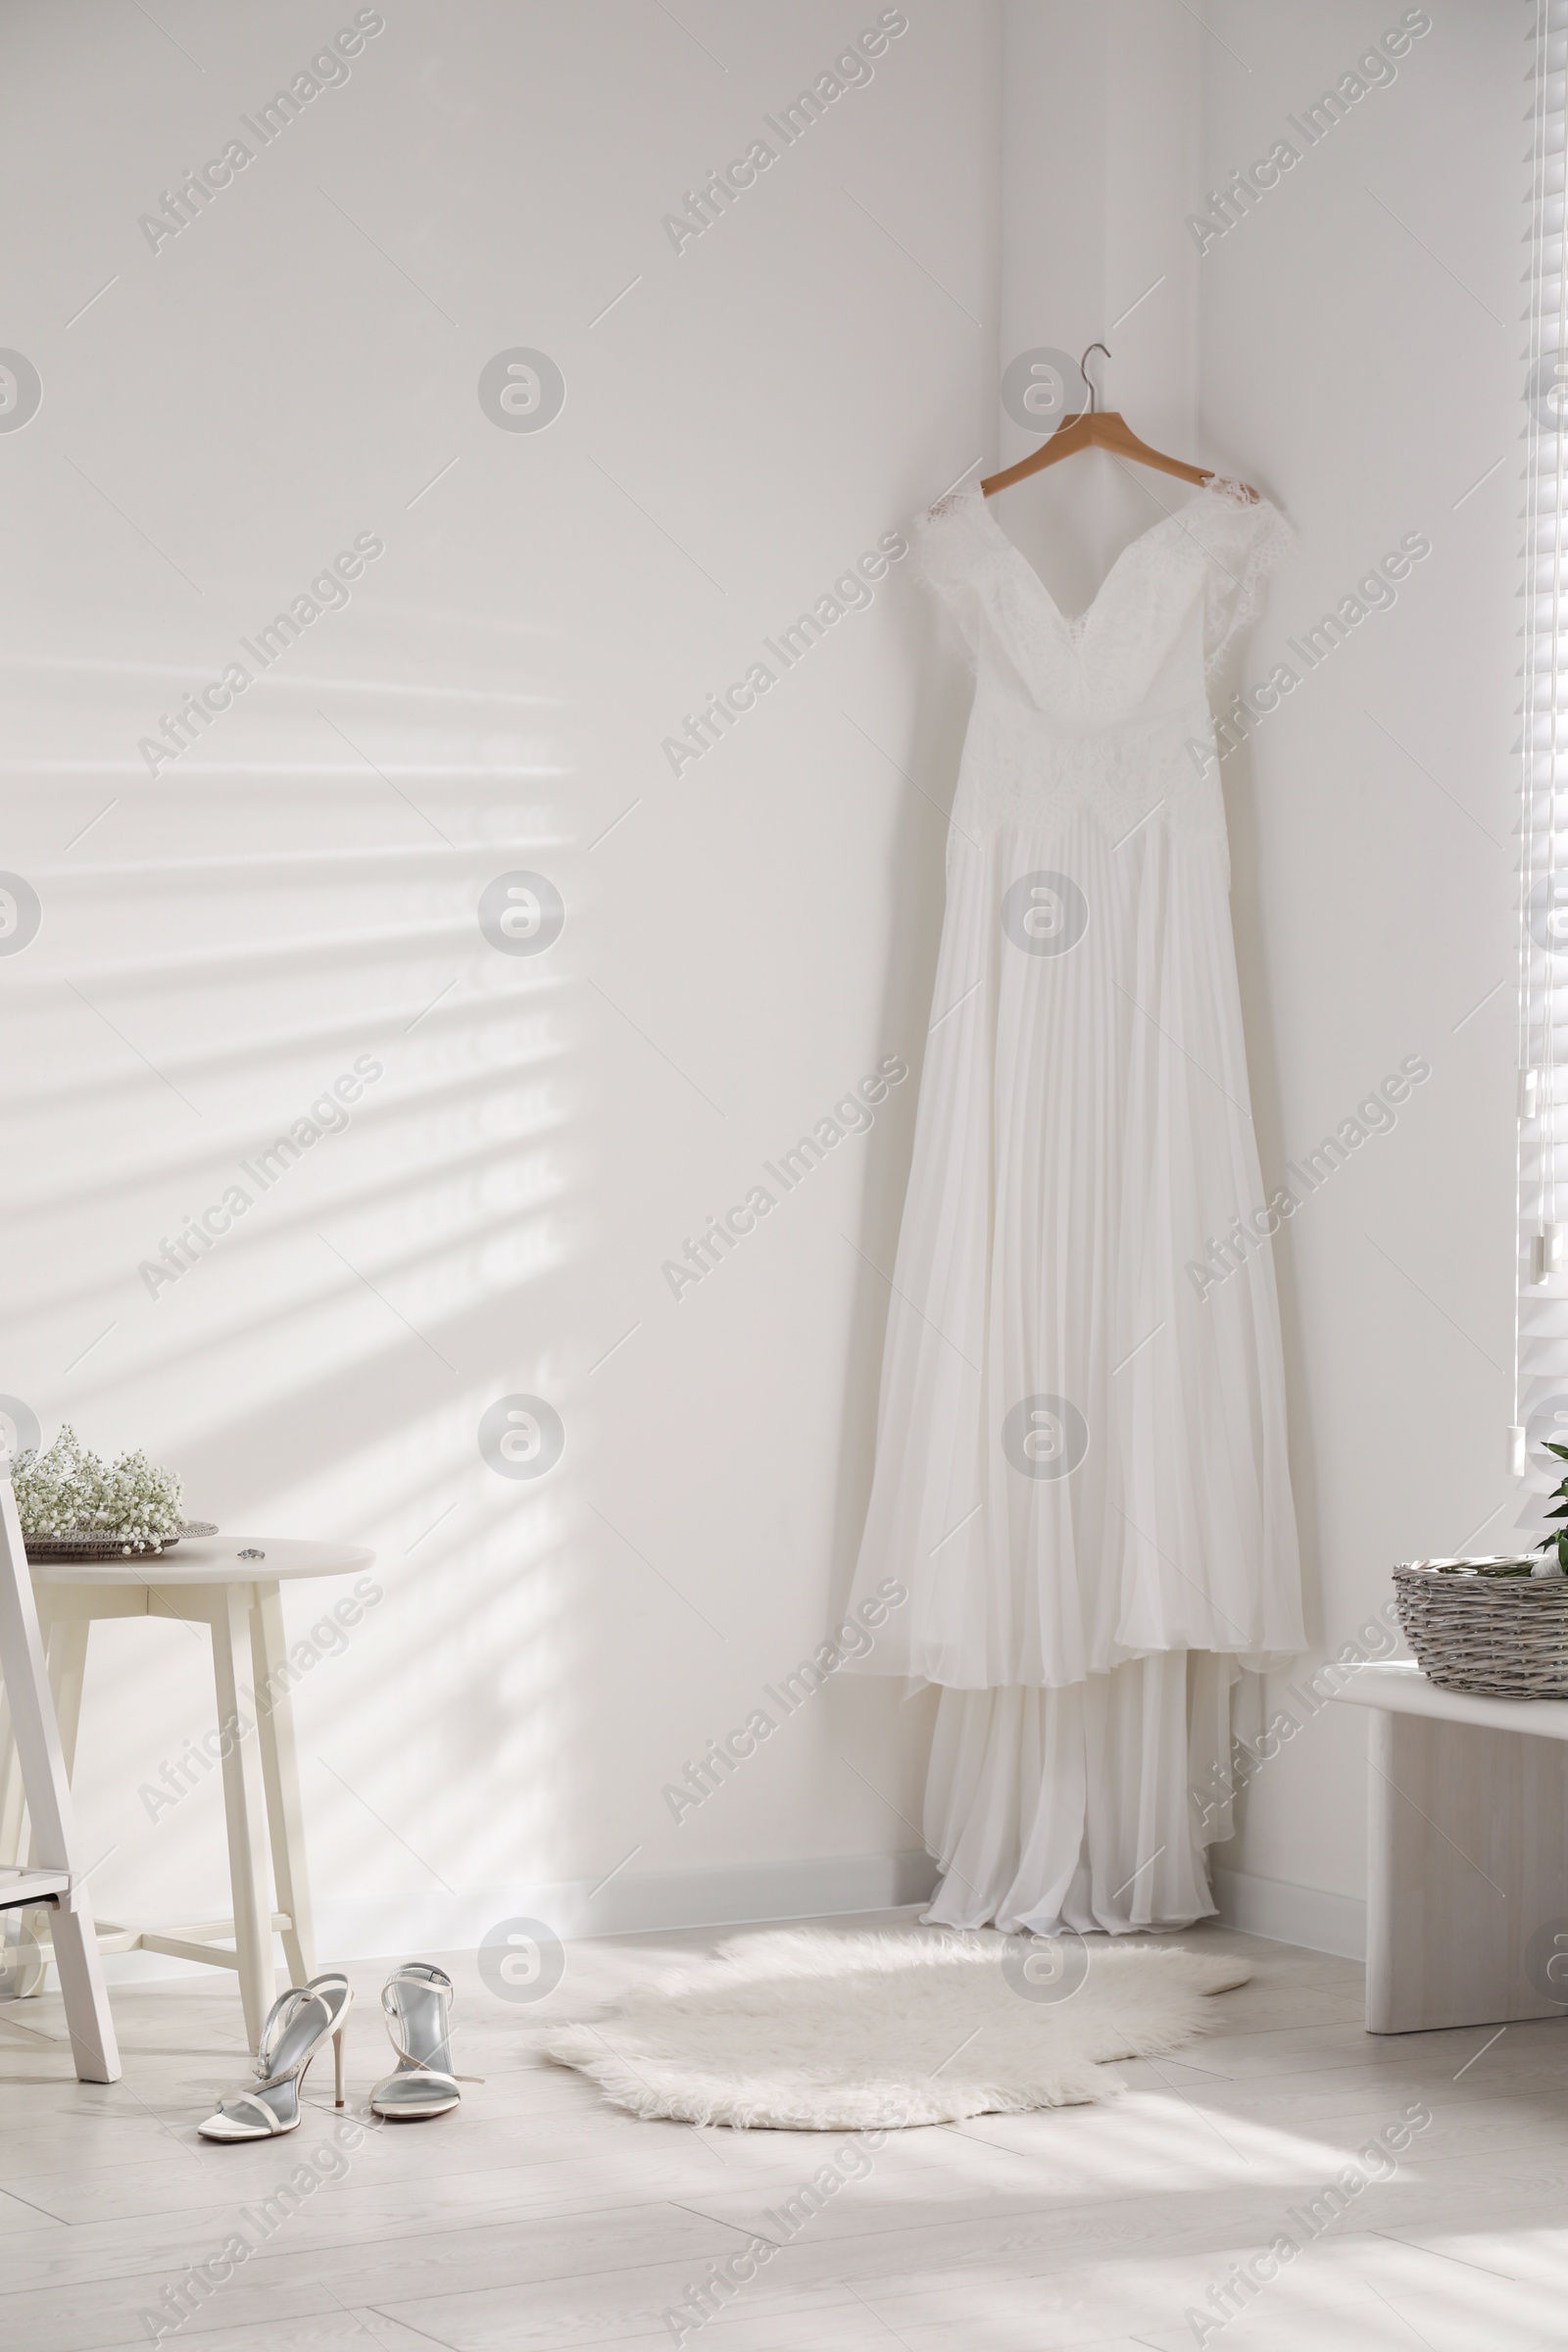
[208,1585,274,2049]
[44,1620,88,1781]
[1366,1707,1568,2032]
[249,1583,317,1988]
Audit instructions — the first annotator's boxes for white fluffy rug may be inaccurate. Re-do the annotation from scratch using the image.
[540,1927,1250,2130]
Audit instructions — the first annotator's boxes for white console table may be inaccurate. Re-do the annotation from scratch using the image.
[1334,1659,1568,2034]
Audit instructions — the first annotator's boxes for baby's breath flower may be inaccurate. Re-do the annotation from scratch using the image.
[11,1426,183,1547]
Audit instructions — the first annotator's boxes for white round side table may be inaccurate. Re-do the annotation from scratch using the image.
[0,1536,372,2049]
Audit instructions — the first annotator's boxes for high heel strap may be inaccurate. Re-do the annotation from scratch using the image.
[377,2048,483,2087]
[253,1972,351,2086]
[255,1983,334,2083]
[376,2057,467,2093]
[220,2087,297,2132]
[380,1961,454,2008]
[379,1961,483,2084]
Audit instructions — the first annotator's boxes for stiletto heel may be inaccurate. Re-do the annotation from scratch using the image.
[333,2021,346,2108]
[369,1961,480,2120]
[198,1972,353,2141]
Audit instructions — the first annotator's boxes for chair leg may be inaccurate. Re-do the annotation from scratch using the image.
[26,1619,90,1873]
[0,1683,25,1866]
[16,1618,91,1995]
[45,1886,120,2084]
[0,1689,47,1996]
[248,1582,317,1988]
[0,1602,83,1871]
[0,1484,120,2082]
[208,1586,274,2050]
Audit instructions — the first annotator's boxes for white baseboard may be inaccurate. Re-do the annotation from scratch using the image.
[1212,1864,1366,1962]
[316,1845,943,1953]
[34,1854,1363,1991]
[52,1847,943,1988]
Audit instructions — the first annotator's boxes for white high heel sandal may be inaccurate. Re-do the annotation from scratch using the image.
[369,1961,477,2120]
[198,1972,352,2141]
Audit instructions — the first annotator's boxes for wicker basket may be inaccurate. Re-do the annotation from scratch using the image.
[23,1519,217,1564]
[1393,1558,1568,1698]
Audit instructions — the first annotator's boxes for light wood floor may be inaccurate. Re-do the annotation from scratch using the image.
[1,1911,1565,2350]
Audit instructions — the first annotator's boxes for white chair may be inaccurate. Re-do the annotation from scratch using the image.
[0,1469,119,2082]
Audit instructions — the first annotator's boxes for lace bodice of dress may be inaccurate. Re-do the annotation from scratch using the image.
[913,479,1293,871]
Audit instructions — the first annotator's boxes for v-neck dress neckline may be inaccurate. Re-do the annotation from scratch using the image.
[964,476,1243,643]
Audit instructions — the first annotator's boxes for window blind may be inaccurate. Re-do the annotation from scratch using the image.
[1516,0,1568,1513]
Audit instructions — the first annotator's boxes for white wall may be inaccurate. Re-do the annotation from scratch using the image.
[989,0,1518,1956]
[1,0,1521,1976]
[0,0,1001,1965]
[1197,0,1520,1946]
[996,0,1201,609]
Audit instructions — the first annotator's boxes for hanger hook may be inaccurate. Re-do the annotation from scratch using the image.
[1080,342,1110,415]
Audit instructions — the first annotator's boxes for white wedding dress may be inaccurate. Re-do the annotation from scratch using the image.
[841,477,1305,1936]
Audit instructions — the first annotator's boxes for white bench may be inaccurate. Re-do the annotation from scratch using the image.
[1334,1659,1568,2034]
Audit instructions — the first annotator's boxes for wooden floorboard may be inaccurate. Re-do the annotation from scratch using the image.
[2,1909,1563,2351]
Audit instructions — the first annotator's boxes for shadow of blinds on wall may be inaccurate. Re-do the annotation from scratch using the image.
[1518,0,1568,1516]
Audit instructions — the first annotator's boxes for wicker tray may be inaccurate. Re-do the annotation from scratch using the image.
[23,1520,217,1564]
[1394,1557,1568,1698]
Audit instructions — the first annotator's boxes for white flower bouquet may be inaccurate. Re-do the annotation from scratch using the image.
[11,1425,185,1552]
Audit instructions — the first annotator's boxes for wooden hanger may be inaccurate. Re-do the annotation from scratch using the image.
[981,343,1256,502]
